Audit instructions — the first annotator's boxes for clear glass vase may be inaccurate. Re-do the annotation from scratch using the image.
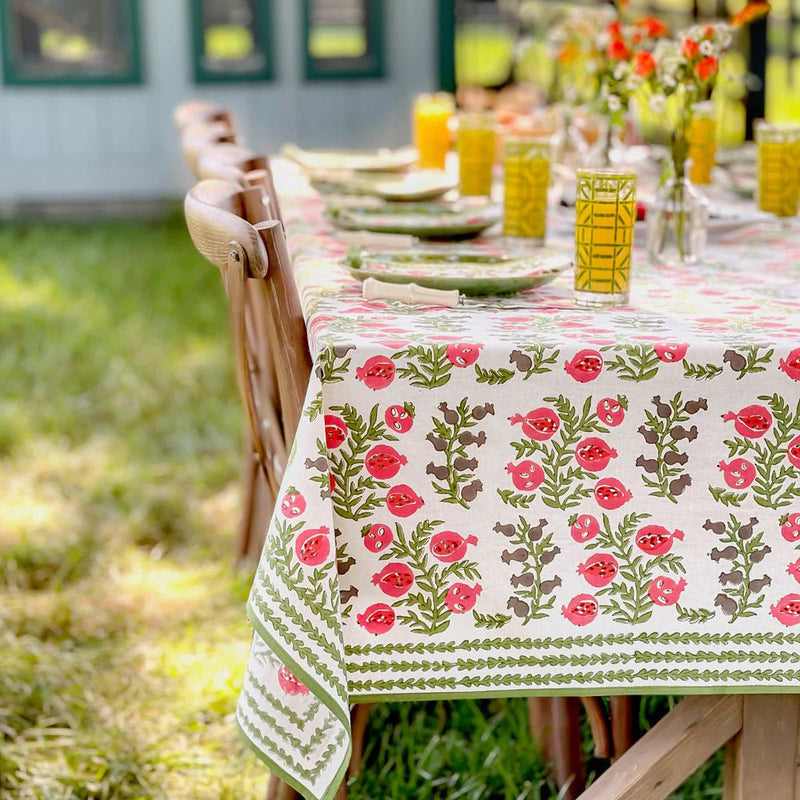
[646,175,710,266]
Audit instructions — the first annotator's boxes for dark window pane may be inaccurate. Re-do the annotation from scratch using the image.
[198,0,268,76]
[2,0,140,83]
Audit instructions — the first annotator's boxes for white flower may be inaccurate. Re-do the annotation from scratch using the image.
[613,62,628,81]
[626,74,640,92]
[648,93,666,113]
[700,39,715,56]
[662,74,677,89]
[607,94,622,112]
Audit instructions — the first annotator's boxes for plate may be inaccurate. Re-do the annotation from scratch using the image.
[311,169,457,201]
[282,143,418,172]
[329,201,502,239]
[342,248,572,295]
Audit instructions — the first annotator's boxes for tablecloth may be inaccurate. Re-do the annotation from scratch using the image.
[236,166,800,800]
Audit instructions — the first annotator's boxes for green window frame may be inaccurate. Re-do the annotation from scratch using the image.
[303,0,384,81]
[0,0,142,86]
[190,0,274,83]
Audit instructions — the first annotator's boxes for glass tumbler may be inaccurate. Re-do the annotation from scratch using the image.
[458,113,496,197]
[755,120,800,221]
[688,101,717,186]
[574,169,637,307]
[503,136,551,243]
[413,92,454,170]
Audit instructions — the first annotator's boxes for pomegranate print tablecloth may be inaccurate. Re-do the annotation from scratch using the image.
[236,165,800,800]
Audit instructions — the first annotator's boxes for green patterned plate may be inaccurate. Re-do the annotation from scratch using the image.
[329,202,502,239]
[342,248,573,295]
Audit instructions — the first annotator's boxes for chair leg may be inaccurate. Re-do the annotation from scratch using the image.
[349,704,372,778]
[549,697,586,799]
[236,439,260,563]
[266,774,300,800]
[609,696,637,760]
[527,696,554,762]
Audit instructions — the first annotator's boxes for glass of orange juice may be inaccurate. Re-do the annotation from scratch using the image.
[754,119,800,221]
[458,113,496,197]
[574,169,637,307]
[688,101,717,185]
[413,93,454,170]
[503,135,551,243]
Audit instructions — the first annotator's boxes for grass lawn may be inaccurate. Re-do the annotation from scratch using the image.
[0,214,723,798]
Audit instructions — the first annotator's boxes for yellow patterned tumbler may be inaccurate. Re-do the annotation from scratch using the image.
[755,120,800,219]
[458,113,496,197]
[688,101,716,186]
[574,169,637,307]
[503,136,550,243]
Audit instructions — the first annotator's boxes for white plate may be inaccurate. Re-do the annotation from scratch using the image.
[282,143,418,172]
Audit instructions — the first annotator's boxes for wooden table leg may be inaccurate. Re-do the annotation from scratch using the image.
[551,697,586,799]
[609,696,637,760]
[528,696,554,762]
[723,695,800,800]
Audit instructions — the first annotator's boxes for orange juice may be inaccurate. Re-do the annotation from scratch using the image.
[574,169,637,306]
[755,120,800,218]
[688,104,716,185]
[458,114,496,197]
[503,137,550,241]
[414,93,453,169]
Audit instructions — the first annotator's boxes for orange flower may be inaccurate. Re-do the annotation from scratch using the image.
[695,55,718,81]
[634,51,656,78]
[558,42,580,66]
[731,0,771,27]
[704,25,716,38]
[607,20,622,38]
[636,17,668,38]
[682,38,700,59]
[607,37,631,61]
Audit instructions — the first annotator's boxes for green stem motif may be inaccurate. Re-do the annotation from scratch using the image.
[380,520,481,636]
[710,514,768,623]
[504,395,607,510]
[682,360,724,381]
[325,403,396,521]
[475,364,514,385]
[587,513,685,625]
[728,345,775,381]
[502,516,559,624]
[601,344,661,382]
[316,345,353,384]
[713,394,800,509]
[519,344,561,380]
[426,398,483,508]
[305,390,323,421]
[392,345,452,389]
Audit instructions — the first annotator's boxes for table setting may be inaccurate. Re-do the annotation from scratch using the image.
[234,4,800,799]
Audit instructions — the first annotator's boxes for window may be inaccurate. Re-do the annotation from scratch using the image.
[303,0,384,80]
[0,0,141,85]
[190,0,274,83]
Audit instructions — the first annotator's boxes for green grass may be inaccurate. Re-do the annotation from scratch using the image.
[0,214,724,798]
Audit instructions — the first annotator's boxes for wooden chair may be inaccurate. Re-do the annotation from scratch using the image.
[173,99,237,133]
[180,120,238,178]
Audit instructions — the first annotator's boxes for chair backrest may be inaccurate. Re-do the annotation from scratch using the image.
[173,99,237,132]
[180,120,238,177]
[196,143,283,223]
[184,179,311,447]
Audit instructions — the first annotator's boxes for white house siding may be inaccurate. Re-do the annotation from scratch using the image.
[0,0,438,204]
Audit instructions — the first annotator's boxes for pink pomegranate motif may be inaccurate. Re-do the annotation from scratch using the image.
[787,558,800,583]
[781,513,800,543]
[717,458,756,490]
[571,514,601,543]
[445,583,482,613]
[779,348,800,381]
[446,343,483,367]
[648,576,687,606]
[357,603,396,634]
[324,414,348,449]
[363,522,393,552]
[430,531,478,562]
[364,444,407,480]
[635,525,684,555]
[371,563,414,597]
[561,594,599,626]
[509,408,560,441]
[295,526,331,566]
[787,435,800,469]
[722,405,772,439]
[594,477,633,510]
[596,397,625,427]
[506,460,545,492]
[385,484,424,517]
[281,488,306,518]
[574,437,618,471]
[356,355,395,390]
[771,594,800,627]
[385,404,414,433]
[277,665,309,696]
[564,349,603,383]
[654,343,689,363]
[577,553,619,587]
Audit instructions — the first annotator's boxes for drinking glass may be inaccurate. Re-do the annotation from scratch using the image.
[688,101,717,186]
[413,92,454,170]
[755,120,800,223]
[457,113,496,197]
[574,169,637,307]
[503,136,551,243]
